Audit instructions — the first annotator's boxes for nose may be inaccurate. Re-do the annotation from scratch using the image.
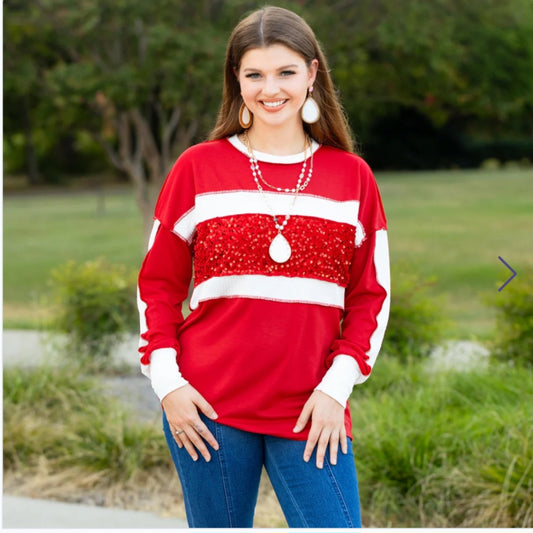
[262,75,280,96]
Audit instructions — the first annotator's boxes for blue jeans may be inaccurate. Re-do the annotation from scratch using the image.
[163,412,361,528]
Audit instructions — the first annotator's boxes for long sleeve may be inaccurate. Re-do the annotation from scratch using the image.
[137,220,193,380]
[326,163,390,387]
[137,148,197,384]
[314,355,359,406]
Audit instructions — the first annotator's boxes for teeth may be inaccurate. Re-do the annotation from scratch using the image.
[263,100,286,108]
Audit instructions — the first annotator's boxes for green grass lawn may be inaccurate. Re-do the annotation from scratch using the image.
[3,188,144,327]
[378,167,533,338]
[3,168,533,336]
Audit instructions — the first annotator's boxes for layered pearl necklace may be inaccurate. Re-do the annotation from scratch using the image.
[242,131,314,263]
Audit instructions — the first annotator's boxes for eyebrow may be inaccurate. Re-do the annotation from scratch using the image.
[243,64,300,72]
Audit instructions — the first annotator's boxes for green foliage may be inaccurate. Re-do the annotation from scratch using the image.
[352,359,532,527]
[4,360,531,527]
[3,366,168,480]
[4,0,533,177]
[3,0,230,186]
[489,267,533,367]
[310,0,533,137]
[382,270,446,361]
[51,259,138,368]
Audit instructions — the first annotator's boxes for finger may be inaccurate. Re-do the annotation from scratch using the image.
[183,425,212,462]
[191,419,219,451]
[329,430,340,466]
[195,395,218,420]
[293,401,313,433]
[179,432,199,462]
[315,429,332,469]
[303,427,320,463]
[340,426,348,455]
[173,431,184,449]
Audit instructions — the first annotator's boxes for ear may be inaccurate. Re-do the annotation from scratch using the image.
[308,59,319,87]
[233,66,239,79]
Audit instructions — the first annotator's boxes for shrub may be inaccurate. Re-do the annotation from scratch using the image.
[51,258,138,368]
[382,271,446,362]
[352,359,532,527]
[3,366,168,480]
[489,267,533,367]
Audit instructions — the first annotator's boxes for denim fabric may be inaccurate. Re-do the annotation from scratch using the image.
[163,412,361,528]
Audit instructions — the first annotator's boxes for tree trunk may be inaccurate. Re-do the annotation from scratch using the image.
[92,104,193,248]
[138,181,156,247]
[23,97,41,185]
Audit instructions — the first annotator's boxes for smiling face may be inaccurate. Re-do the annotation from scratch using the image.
[237,44,318,133]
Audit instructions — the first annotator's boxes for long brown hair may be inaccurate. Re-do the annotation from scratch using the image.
[208,6,356,153]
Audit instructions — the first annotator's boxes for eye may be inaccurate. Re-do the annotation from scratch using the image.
[280,70,296,77]
[245,72,261,79]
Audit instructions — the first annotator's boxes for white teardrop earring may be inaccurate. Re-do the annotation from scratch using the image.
[301,86,320,124]
[239,102,253,129]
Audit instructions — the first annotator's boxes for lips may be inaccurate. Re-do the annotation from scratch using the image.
[261,99,288,108]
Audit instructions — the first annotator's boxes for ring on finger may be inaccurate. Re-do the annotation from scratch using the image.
[175,429,185,435]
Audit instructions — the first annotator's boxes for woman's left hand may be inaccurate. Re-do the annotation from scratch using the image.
[293,390,348,469]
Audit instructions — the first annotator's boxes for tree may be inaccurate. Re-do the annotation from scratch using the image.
[15,0,229,240]
[5,0,532,193]
[3,0,60,183]
[307,0,533,141]
[4,0,312,239]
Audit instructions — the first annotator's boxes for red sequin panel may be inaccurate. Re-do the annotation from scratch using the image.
[193,214,355,287]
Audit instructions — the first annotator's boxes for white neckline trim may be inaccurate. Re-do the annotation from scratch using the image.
[228,134,321,164]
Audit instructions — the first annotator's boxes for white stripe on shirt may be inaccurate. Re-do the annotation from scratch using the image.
[173,191,360,243]
[190,274,346,310]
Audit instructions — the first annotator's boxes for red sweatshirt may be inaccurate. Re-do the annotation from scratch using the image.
[138,135,390,440]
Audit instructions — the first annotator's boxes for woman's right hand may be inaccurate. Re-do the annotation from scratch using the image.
[162,384,220,462]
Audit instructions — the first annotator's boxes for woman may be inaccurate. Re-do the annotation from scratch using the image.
[138,5,390,528]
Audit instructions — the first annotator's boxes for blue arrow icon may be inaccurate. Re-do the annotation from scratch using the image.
[498,257,517,291]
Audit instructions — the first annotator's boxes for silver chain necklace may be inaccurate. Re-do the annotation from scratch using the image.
[242,132,314,263]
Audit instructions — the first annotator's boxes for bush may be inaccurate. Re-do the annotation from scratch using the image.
[382,271,446,362]
[352,359,532,527]
[489,267,533,367]
[51,259,138,368]
[3,366,168,480]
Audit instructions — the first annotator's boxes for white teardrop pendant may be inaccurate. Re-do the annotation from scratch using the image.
[242,106,251,124]
[301,96,320,124]
[239,103,252,129]
[269,233,292,263]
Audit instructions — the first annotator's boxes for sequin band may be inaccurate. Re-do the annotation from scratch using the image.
[193,214,355,287]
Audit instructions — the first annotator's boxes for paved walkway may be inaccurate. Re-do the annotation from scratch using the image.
[2,329,138,368]
[2,329,490,371]
[2,495,188,529]
[2,330,162,420]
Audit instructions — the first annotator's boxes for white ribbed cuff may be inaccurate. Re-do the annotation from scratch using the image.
[149,348,189,402]
[314,355,361,407]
